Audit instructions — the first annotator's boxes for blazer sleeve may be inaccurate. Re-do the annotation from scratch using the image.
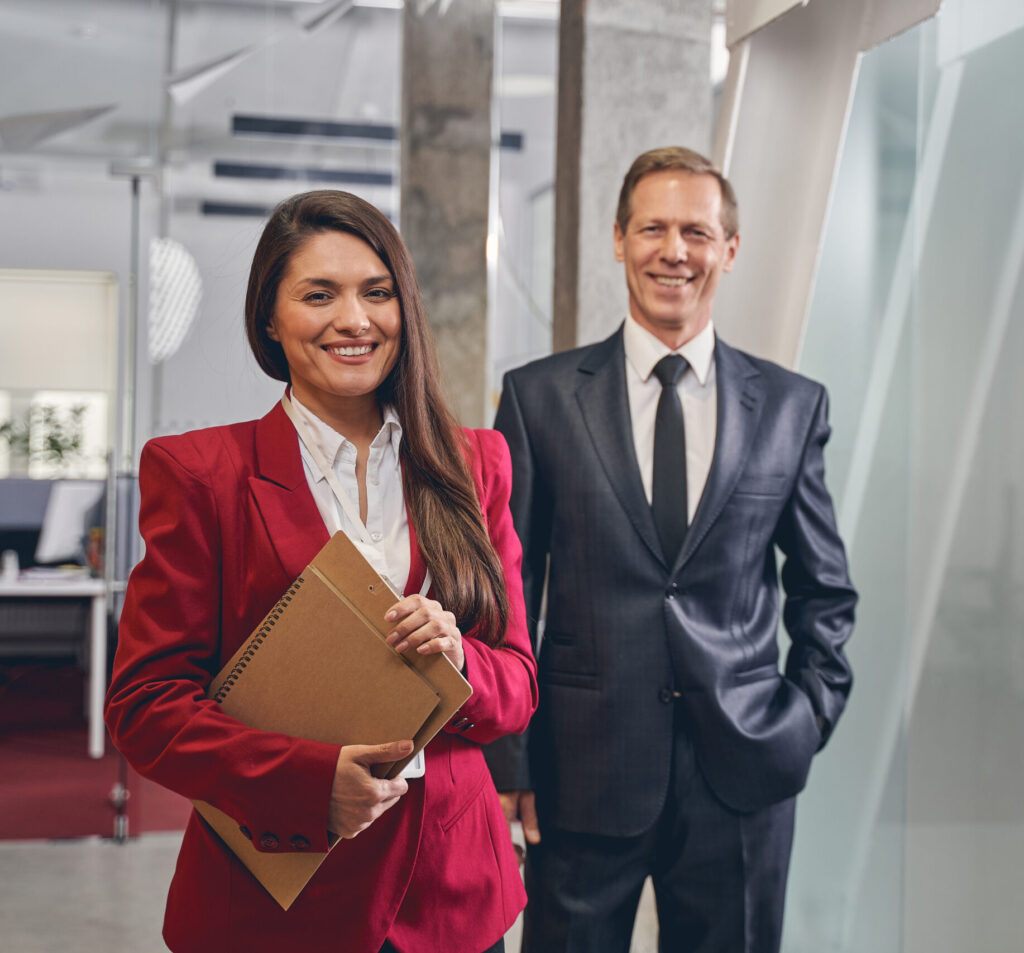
[483,372,551,790]
[442,427,539,746]
[104,439,340,853]
[775,387,857,746]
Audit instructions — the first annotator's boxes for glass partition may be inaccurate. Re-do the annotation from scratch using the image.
[490,5,558,406]
[790,7,1024,951]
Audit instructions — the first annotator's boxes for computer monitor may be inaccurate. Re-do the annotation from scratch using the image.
[33,479,105,566]
[0,478,52,570]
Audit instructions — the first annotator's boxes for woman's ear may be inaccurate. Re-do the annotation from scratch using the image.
[266,319,280,342]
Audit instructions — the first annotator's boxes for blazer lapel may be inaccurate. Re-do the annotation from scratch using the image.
[405,504,428,597]
[249,399,330,582]
[675,338,764,572]
[576,328,667,568]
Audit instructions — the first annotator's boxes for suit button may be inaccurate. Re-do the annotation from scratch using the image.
[658,688,674,704]
[667,582,680,598]
[239,826,251,840]
[290,835,310,851]
[259,833,279,850]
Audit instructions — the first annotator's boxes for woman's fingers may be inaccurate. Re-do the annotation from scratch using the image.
[328,742,413,839]
[385,599,458,650]
[384,597,465,670]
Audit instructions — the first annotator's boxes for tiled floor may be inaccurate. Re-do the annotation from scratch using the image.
[0,834,659,953]
[0,835,180,953]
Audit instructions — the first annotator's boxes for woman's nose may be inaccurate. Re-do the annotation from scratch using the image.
[331,296,370,333]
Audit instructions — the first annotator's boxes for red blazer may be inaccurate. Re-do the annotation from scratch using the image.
[105,400,538,953]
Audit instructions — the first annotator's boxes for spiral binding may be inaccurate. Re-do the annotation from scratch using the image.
[212,575,305,704]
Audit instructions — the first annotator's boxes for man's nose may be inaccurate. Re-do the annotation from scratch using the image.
[661,230,687,262]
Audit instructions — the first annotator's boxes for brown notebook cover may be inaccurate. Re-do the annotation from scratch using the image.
[193,531,472,910]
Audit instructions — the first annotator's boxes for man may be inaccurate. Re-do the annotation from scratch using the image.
[485,147,856,953]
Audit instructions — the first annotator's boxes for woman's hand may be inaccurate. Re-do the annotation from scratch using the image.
[328,739,413,839]
[384,595,465,671]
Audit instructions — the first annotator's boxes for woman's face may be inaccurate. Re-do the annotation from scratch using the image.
[267,230,402,418]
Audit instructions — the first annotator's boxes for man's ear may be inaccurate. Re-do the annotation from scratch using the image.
[613,221,625,262]
[722,232,740,273]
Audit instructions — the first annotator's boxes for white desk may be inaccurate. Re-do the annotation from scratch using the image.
[0,577,108,758]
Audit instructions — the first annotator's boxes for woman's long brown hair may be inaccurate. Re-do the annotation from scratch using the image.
[244,190,509,647]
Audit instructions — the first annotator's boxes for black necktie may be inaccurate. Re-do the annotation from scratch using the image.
[652,354,688,562]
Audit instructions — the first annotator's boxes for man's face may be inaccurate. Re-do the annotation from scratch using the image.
[613,169,739,349]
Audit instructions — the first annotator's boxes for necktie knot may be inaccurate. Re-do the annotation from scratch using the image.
[653,354,687,388]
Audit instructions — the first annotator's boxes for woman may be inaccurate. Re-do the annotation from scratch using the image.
[105,191,538,953]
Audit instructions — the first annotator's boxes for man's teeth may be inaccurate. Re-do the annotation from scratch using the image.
[654,276,690,286]
[327,344,373,356]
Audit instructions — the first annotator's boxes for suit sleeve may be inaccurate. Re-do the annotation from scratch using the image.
[483,372,552,790]
[441,427,538,745]
[775,388,857,746]
[104,440,340,852]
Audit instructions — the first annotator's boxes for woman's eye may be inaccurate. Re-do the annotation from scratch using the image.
[304,291,331,303]
[366,288,395,300]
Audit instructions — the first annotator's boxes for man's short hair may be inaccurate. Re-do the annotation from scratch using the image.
[616,146,739,239]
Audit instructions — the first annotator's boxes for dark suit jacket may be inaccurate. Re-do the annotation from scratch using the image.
[105,400,538,953]
[486,328,856,835]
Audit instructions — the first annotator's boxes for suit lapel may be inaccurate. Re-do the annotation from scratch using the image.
[576,329,667,568]
[675,338,764,572]
[249,399,330,582]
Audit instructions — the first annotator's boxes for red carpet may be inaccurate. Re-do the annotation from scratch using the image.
[0,662,192,840]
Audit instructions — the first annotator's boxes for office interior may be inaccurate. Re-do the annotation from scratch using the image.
[1,1,1022,951]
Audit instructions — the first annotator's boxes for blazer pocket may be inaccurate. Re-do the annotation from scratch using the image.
[732,473,788,497]
[440,771,489,833]
[733,662,780,685]
[539,630,597,683]
[540,669,600,690]
[544,629,576,646]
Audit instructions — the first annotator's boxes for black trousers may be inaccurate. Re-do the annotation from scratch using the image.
[379,940,504,953]
[521,736,796,953]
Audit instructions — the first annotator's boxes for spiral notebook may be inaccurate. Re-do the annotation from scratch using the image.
[192,531,472,910]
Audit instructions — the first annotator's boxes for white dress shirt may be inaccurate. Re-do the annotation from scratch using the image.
[288,393,410,596]
[622,314,718,523]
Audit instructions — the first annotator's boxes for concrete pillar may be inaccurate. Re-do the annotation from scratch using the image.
[554,0,714,350]
[400,0,496,428]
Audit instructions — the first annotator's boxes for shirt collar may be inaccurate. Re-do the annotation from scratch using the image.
[288,390,403,480]
[377,405,404,457]
[623,313,716,386]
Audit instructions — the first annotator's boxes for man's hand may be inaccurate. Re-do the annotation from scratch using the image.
[498,789,541,863]
[328,740,413,839]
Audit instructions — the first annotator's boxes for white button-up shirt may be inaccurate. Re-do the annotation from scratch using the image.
[289,393,410,595]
